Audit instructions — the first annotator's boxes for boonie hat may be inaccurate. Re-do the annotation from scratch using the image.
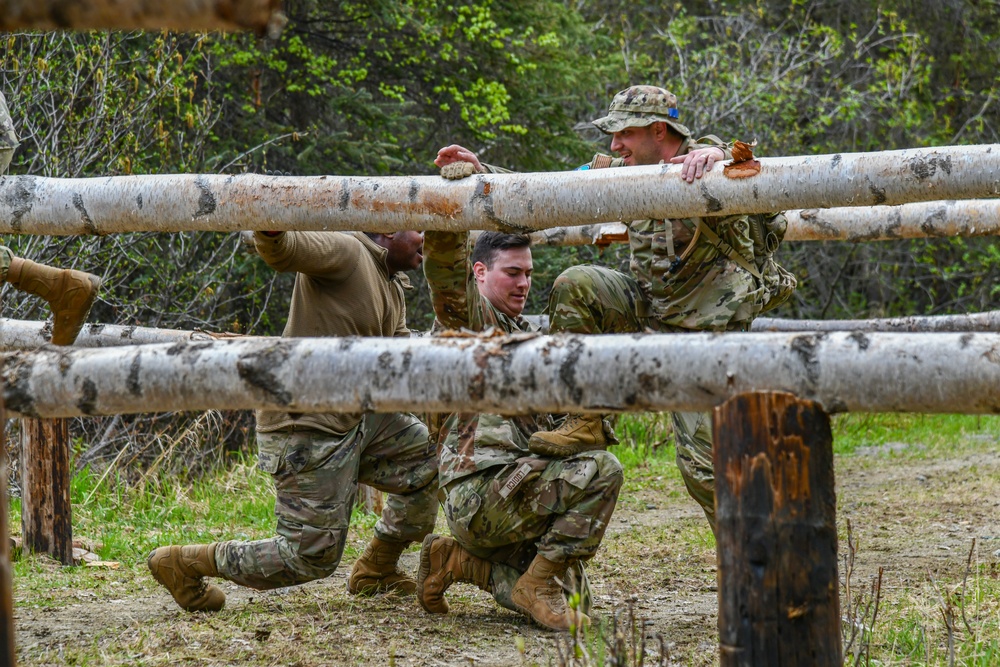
[591,85,691,137]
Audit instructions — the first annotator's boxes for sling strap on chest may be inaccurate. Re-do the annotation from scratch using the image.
[693,219,762,280]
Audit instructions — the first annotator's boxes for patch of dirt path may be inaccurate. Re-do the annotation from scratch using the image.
[13,444,1000,666]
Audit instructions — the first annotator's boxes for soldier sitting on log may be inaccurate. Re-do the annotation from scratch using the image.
[147,227,440,611]
[0,90,101,346]
[416,206,624,631]
[435,85,795,534]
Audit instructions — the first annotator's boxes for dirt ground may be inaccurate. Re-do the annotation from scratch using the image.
[12,438,1000,666]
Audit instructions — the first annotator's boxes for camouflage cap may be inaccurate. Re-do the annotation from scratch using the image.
[591,85,691,137]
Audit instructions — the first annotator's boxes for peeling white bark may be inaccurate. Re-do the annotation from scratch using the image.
[0,0,283,32]
[753,311,1000,333]
[0,318,264,350]
[2,332,998,418]
[785,198,1000,241]
[526,199,1000,246]
[1,145,998,235]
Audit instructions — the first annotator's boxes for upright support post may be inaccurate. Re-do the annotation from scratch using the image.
[19,418,72,565]
[714,391,842,667]
[0,391,16,665]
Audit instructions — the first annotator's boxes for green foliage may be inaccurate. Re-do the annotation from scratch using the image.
[3,31,218,177]
[197,0,605,176]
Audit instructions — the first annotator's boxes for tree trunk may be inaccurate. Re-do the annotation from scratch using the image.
[1,145,999,235]
[0,390,15,666]
[0,0,283,33]
[753,310,1000,332]
[2,332,999,418]
[19,418,73,565]
[715,391,841,667]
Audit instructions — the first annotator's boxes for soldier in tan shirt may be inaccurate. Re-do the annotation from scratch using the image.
[148,228,439,612]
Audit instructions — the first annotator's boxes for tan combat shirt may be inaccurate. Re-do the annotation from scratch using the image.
[253,230,412,435]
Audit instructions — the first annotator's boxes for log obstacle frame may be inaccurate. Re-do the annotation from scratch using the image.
[2,142,1000,666]
[2,327,999,666]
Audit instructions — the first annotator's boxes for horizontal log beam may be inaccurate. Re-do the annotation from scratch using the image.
[0,318,257,350]
[2,332,998,418]
[528,199,1000,246]
[753,310,1000,333]
[785,198,1000,242]
[0,0,283,32]
[1,145,998,235]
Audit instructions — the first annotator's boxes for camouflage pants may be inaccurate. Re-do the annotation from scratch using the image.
[548,265,717,532]
[442,450,622,611]
[216,413,438,590]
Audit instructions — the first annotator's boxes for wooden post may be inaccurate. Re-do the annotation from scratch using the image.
[19,418,73,566]
[0,387,15,665]
[714,391,842,667]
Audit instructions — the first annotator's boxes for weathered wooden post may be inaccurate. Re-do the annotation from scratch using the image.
[0,390,15,665]
[19,418,73,565]
[715,391,841,667]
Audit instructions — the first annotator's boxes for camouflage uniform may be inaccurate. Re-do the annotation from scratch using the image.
[216,231,439,589]
[424,229,623,611]
[218,414,437,589]
[547,86,768,532]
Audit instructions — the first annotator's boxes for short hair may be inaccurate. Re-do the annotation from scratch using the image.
[471,231,531,269]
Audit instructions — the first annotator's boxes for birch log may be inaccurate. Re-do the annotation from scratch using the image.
[0,318,260,351]
[753,310,1000,333]
[522,199,1000,246]
[1,145,999,235]
[0,0,284,33]
[2,332,999,418]
[785,198,1000,241]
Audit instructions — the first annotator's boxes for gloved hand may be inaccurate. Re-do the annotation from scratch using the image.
[440,161,478,180]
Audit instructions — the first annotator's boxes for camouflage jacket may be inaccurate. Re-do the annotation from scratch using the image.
[423,229,551,486]
[585,136,765,331]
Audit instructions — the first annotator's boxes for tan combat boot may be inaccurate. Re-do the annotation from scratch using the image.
[6,257,101,346]
[527,414,613,457]
[511,554,589,631]
[147,544,226,612]
[348,537,416,596]
[416,534,492,614]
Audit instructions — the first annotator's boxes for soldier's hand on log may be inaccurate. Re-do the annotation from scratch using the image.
[435,144,483,174]
[670,146,725,183]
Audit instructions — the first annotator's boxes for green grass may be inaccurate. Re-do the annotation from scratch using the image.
[8,455,382,611]
[830,413,1000,457]
[7,412,1000,666]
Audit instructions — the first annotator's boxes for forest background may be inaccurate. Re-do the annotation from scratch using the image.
[1,0,999,473]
